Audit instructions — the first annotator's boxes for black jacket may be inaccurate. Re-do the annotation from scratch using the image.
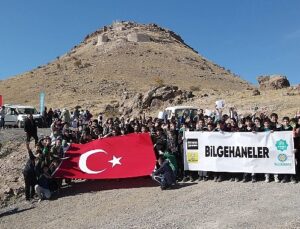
[23,150,36,177]
[24,118,37,135]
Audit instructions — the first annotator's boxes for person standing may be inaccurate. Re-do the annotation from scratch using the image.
[24,113,38,145]
[23,144,39,201]
[0,105,5,130]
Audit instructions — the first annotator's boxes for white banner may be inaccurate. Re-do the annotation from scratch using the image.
[184,131,295,174]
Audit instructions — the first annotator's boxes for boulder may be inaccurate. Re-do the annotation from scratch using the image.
[252,89,261,96]
[150,98,163,108]
[257,75,290,90]
[283,84,300,96]
[119,85,194,115]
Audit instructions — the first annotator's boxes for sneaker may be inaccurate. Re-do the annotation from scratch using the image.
[229,178,235,182]
[274,177,280,183]
[265,178,270,183]
[190,177,196,182]
[214,176,218,182]
[177,177,183,182]
[242,179,247,183]
[235,177,240,182]
[203,177,209,182]
[198,176,203,181]
[290,178,297,184]
[251,177,257,183]
[217,177,223,182]
[182,177,190,183]
[281,178,288,183]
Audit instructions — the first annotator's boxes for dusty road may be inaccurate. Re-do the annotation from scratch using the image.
[1,177,300,229]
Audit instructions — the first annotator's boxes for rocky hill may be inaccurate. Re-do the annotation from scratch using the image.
[0,21,250,113]
[0,21,299,117]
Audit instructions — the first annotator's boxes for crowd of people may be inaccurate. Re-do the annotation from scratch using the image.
[18,106,300,199]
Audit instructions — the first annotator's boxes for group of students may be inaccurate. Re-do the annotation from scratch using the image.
[23,107,300,199]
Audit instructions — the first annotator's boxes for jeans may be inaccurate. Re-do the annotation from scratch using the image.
[35,185,51,199]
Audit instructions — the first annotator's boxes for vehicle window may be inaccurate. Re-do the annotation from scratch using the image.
[17,108,36,114]
[167,110,172,118]
[175,109,187,117]
[7,108,17,115]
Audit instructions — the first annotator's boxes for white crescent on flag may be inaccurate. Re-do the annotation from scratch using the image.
[79,149,108,174]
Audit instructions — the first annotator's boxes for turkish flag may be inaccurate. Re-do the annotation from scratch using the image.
[52,133,156,179]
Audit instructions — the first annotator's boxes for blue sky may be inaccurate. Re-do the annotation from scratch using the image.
[0,0,299,85]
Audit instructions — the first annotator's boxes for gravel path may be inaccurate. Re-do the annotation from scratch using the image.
[0,128,50,144]
[1,178,300,229]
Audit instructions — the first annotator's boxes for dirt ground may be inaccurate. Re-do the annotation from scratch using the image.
[1,177,300,229]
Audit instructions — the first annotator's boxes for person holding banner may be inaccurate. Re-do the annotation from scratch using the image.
[263,118,279,183]
[293,117,300,183]
[196,119,209,181]
[279,117,294,183]
[270,113,281,131]
[240,117,257,183]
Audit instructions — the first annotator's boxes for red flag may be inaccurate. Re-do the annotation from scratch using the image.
[53,133,156,179]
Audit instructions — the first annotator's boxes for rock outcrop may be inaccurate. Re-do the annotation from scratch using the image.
[257,75,290,90]
[252,89,261,96]
[117,85,194,115]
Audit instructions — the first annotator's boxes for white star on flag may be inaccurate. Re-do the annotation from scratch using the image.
[108,156,122,168]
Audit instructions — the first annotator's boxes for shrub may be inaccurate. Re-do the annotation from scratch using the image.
[153,76,164,86]
[190,86,200,91]
[74,60,82,68]
[83,63,92,68]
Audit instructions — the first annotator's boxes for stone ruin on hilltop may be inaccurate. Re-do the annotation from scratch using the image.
[84,21,198,53]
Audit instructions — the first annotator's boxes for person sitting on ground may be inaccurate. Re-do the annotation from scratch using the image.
[35,165,52,201]
[152,155,175,190]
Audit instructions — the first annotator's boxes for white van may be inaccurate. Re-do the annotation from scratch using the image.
[3,104,43,128]
[159,106,198,120]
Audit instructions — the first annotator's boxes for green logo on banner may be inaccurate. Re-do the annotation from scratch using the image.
[275,139,288,151]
